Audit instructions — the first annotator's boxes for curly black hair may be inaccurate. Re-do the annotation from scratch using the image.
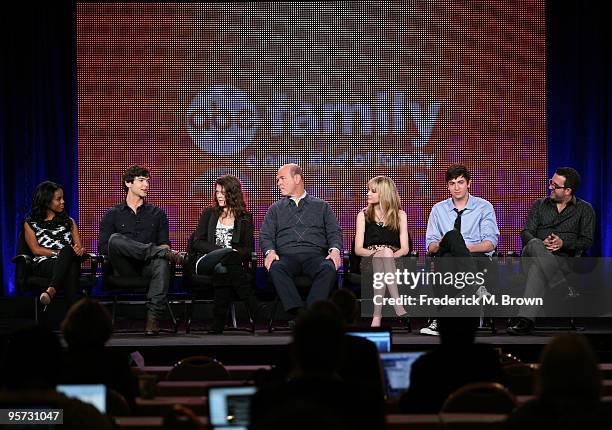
[28,181,69,223]
[122,165,150,193]
[213,175,247,218]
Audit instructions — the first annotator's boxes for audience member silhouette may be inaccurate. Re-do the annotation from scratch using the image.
[330,289,386,401]
[504,334,612,429]
[250,301,385,430]
[0,324,113,429]
[60,298,139,409]
[399,317,504,413]
[330,288,360,326]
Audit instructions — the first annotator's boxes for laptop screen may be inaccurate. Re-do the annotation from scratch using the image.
[56,384,106,413]
[208,386,257,430]
[346,330,392,352]
[379,352,425,399]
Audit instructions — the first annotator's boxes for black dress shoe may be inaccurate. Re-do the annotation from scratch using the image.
[507,317,535,335]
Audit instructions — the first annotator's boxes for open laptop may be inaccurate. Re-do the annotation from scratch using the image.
[346,329,392,352]
[56,384,106,413]
[379,351,425,399]
[208,385,257,430]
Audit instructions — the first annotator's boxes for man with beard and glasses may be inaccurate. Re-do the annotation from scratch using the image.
[507,167,595,335]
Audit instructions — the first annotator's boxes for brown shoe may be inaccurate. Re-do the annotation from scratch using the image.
[165,250,185,265]
[145,314,160,336]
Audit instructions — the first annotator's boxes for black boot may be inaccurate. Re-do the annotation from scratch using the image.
[210,284,231,334]
[236,284,269,323]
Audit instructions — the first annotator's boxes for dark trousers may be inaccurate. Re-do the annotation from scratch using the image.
[107,233,170,317]
[518,238,571,319]
[268,251,337,311]
[433,229,488,299]
[33,246,80,304]
[194,249,258,330]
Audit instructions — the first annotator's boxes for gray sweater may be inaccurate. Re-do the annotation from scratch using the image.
[260,194,342,255]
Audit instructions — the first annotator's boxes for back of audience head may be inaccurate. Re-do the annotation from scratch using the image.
[61,298,113,350]
[1,324,62,390]
[163,404,204,430]
[537,334,601,404]
[438,317,478,345]
[293,301,345,375]
[330,289,358,326]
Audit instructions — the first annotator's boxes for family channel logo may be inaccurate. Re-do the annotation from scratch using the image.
[186,85,258,156]
[186,84,440,156]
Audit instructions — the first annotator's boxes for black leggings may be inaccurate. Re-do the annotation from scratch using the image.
[32,246,81,303]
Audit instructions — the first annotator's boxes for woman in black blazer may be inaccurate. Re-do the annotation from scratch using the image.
[188,175,260,334]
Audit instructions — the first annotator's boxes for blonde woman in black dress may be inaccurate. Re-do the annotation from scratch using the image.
[354,176,410,327]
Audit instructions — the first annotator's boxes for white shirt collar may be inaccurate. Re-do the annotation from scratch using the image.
[290,191,308,206]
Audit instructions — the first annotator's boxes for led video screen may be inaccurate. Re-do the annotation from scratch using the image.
[77,1,546,259]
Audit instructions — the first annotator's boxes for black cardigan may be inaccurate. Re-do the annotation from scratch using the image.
[189,207,254,262]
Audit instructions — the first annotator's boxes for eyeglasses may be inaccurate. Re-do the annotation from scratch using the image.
[549,179,567,190]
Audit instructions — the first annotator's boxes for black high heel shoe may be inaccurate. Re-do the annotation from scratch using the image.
[39,287,56,309]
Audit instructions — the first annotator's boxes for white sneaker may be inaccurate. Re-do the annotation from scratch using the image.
[419,319,439,336]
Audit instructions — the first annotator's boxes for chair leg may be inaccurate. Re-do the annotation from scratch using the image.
[267,298,279,333]
[405,317,412,333]
[244,300,255,334]
[230,303,238,329]
[166,300,178,333]
[34,296,38,323]
[111,296,117,328]
[185,299,192,334]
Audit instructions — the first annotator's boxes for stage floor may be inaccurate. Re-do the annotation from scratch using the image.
[107,329,579,347]
[97,326,612,365]
[4,307,612,364]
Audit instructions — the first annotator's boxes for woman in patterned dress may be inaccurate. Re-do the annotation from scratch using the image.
[24,181,86,306]
[187,175,261,333]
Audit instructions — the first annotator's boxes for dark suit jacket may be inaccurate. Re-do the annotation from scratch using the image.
[189,207,253,262]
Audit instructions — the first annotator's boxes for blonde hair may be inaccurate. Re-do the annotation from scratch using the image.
[364,176,401,231]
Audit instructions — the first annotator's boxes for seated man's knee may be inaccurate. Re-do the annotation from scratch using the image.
[444,229,463,241]
[320,259,337,274]
[527,238,543,247]
[150,258,170,276]
[108,233,125,250]
[524,238,546,254]
[268,260,287,276]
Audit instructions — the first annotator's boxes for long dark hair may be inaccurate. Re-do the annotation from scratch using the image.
[28,181,69,223]
[213,175,247,218]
